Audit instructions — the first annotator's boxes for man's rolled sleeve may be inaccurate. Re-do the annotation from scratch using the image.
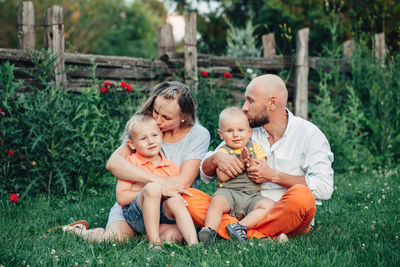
[303,133,334,201]
[200,151,217,184]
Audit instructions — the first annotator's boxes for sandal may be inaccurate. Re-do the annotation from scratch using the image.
[149,242,163,250]
[47,220,89,232]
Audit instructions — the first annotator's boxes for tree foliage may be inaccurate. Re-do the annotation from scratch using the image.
[0,0,166,58]
[173,0,400,56]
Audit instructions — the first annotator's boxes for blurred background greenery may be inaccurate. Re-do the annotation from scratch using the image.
[1,0,399,57]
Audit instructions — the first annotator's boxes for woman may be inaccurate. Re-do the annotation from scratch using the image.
[60,81,210,242]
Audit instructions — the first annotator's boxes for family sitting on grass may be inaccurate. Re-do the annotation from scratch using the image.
[51,74,334,249]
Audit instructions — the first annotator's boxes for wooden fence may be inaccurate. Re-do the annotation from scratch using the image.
[0,1,387,119]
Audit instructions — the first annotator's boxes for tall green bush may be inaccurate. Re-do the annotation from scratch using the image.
[0,55,146,197]
[310,15,400,172]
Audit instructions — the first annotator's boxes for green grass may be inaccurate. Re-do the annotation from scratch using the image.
[1,168,399,266]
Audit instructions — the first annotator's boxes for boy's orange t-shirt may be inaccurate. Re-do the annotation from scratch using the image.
[118,152,180,183]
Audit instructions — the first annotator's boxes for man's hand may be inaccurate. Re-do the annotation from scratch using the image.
[214,152,245,178]
[247,158,279,183]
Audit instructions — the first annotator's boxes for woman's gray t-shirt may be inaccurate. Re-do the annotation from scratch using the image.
[161,123,210,167]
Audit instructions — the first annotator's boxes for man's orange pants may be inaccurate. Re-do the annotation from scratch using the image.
[183,184,316,239]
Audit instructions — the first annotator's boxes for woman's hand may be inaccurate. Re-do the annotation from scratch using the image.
[159,179,192,197]
[214,152,245,178]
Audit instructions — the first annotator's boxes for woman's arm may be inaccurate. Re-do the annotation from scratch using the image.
[106,143,190,196]
[164,159,201,188]
[106,143,162,183]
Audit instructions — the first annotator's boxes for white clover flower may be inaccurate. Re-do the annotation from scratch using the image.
[68,250,71,254]
[51,249,56,255]
[364,206,368,209]
[147,258,151,262]
[171,251,175,257]
[246,68,253,74]
[361,244,366,250]
[98,260,104,265]
[226,261,230,265]
[112,243,116,247]
[367,194,370,198]
[371,226,375,230]
[215,249,219,254]
[382,195,386,199]
[74,262,78,267]
[249,242,254,247]
[84,260,89,264]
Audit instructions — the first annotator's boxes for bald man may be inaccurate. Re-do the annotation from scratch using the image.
[183,74,334,241]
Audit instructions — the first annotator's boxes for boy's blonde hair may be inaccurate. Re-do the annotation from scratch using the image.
[219,106,249,128]
[123,113,157,140]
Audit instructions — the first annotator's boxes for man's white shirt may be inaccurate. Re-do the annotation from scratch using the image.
[200,109,334,205]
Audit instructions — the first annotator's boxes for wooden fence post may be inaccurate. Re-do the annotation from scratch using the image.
[374,33,386,59]
[43,5,66,88]
[17,1,35,50]
[294,28,309,119]
[262,33,276,57]
[157,24,175,59]
[184,12,198,91]
[343,40,355,57]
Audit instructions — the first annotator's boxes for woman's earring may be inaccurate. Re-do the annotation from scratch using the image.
[181,120,185,123]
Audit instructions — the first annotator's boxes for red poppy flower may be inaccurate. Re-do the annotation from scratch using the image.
[104,81,112,87]
[100,87,108,93]
[9,193,19,203]
[201,71,209,77]
[223,72,232,79]
[120,81,127,87]
[125,83,132,93]
[6,150,14,156]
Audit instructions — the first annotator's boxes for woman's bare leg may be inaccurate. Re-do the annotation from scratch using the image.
[159,224,183,242]
[68,220,134,242]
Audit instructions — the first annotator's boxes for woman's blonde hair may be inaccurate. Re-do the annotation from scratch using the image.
[138,81,196,126]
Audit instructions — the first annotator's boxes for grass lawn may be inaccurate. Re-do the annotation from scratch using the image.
[1,168,399,266]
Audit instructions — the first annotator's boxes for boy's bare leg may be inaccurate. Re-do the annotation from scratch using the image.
[164,196,198,245]
[240,198,275,228]
[204,195,231,231]
[137,183,162,244]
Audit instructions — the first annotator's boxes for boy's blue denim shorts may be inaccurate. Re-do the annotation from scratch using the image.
[122,196,176,234]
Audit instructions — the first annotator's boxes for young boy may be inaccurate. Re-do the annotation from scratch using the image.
[198,107,275,244]
[116,113,198,248]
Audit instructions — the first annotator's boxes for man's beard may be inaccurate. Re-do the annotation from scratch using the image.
[248,107,270,128]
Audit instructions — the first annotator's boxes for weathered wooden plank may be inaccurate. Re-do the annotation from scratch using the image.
[67,66,171,80]
[262,33,276,57]
[374,33,386,59]
[294,28,309,119]
[184,12,198,88]
[343,40,355,57]
[157,24,175,59]
[17,1,35,50]
[43,5,66,88]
